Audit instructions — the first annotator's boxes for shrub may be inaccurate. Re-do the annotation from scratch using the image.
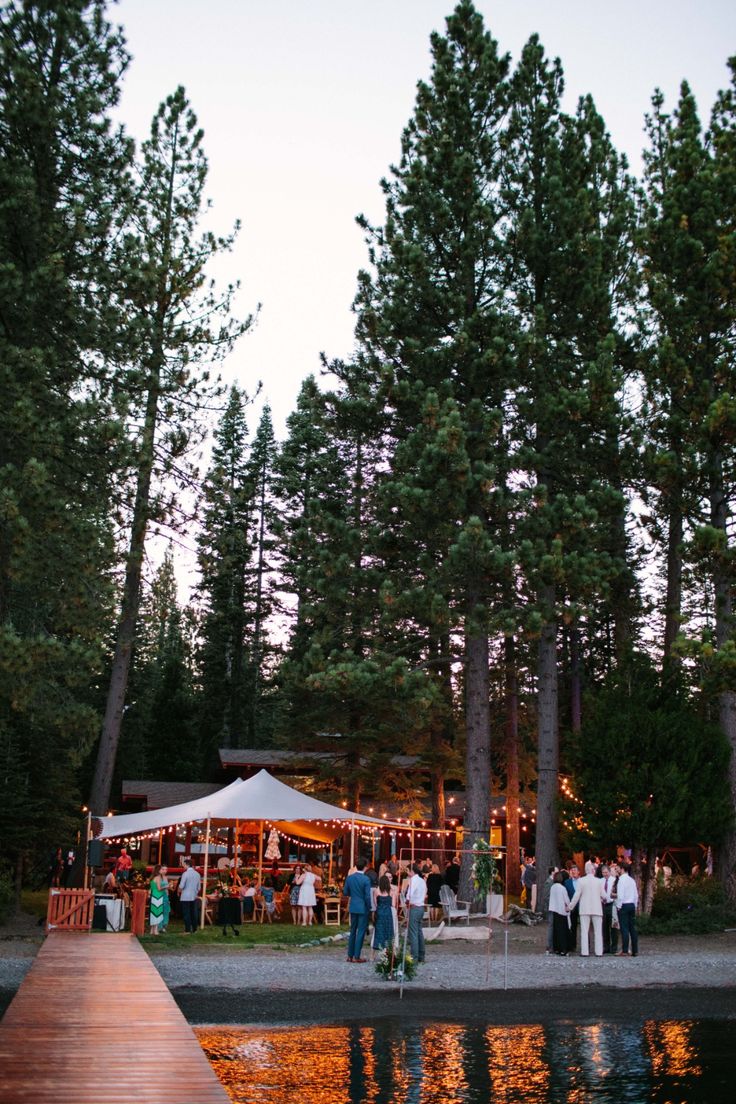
[638,875,736,935]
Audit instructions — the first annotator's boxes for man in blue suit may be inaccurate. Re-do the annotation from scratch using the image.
[343,857,373,962]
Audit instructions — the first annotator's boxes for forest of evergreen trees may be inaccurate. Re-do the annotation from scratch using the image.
[1,1,735,905]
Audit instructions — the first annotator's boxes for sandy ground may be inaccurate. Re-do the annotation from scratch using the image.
[2,914,735,1025]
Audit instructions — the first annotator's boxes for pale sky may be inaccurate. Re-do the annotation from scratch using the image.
[112,0,736,592]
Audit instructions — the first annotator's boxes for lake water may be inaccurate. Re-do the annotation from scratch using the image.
[196,1018,734,1103]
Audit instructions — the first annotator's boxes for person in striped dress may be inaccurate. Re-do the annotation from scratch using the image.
[149,864,165,935]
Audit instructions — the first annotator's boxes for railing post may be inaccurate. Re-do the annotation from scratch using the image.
[131,889,147,936]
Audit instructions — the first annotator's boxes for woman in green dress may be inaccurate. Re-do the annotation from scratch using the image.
[159,865,171,933]
[149,864,165,935]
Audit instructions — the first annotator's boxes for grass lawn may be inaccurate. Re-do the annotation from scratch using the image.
[22,888,346,950]
[138,920,348,951]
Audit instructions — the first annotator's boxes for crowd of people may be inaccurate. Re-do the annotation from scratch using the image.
[540,859,640,957]
[341,853,464,965]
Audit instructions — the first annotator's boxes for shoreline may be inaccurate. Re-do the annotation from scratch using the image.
[172,985,736,1026]
[2,927,736,1027]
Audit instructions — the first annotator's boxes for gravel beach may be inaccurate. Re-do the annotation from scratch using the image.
[2,925,735,1025]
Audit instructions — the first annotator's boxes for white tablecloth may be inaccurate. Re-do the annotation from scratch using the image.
[95,895,125,931]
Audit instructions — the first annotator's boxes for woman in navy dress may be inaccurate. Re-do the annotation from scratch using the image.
[372,874,395,952]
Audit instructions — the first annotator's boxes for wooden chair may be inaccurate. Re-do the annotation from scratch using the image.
[439,884,470,925]
[254,894,273,923]
[323,897,341,926]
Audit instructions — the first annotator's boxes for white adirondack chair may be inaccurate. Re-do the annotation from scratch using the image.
[439,884,470,925]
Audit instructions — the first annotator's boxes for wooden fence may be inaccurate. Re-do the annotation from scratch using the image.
[46,888,94,932]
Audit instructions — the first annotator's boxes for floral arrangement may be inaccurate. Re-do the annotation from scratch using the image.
[374,946,417,981]
[471,839,496,900]
[323,884,342,898]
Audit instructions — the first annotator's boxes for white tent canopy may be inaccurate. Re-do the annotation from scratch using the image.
[95,769,387,842]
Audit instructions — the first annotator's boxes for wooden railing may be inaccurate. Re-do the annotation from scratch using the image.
[46,888,94,932]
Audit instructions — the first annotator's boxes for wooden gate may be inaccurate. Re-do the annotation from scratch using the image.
[46,888,94,932]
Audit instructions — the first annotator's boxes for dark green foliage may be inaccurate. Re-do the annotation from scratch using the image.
[90,85,250,813]
[561,654,732,856]
[118,549,199,783]
[274,376,438,810]
[197,385,254,757]
[0,873,13,924]
[352,0,513,881]
[638,876,736,935]
[196,390,277,756]
[0,0,133,885]
[502,32,638,881]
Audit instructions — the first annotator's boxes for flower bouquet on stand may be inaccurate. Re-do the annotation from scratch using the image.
[374,946,417,981]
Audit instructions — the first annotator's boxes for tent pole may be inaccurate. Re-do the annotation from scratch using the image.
[200,816,211,930]
[350,819,355,868]
[328,839,333,886]
[411,825,415,865]
[258,824,264,888]
[233,819,240,886]
[83,809,92,891]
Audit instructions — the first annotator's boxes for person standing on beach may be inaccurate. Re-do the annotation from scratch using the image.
[568,861,605,956]
[615,862,639,957]
[343,858,373,963]
[564,864,580,952]
[406,862,427,965]
[549,871,571,955]
[600,864,618,954]
[177,858,202,934]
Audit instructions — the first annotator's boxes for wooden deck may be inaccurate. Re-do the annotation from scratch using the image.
[0,932,229,1103]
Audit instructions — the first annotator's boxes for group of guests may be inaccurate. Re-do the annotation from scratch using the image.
[543,859,639,958]
[287,863,321,925]
[148,857,202,935]
[342,855,450,966]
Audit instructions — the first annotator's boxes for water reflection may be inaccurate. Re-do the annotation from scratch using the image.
[196,1018,734,1104]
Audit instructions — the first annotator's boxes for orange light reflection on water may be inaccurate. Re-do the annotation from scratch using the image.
[485,1025,549,1103]
[198,1025,353,1104]
[644,1020,702,1080]
[196,1016,715,1104]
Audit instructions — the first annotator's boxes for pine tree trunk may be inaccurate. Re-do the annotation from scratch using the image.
[570,625,582,735]
[611,506,634,660]
[13,852,24,913]
[535,584,560,882]
[641,850,656,917]
[663,482,683,667]
[710,453,736,906]
[430,631,454,870]
[89,376,160,814]
[89,117,179,814]
[431,772,446,869]
[504,635,522,898]
[459,590,490,907]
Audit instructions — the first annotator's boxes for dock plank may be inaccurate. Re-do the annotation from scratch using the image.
[0,932,229,1103]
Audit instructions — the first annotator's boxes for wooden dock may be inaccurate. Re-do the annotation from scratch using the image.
[0,932,229,1103]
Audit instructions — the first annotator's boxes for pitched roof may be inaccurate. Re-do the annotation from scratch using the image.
[218,748,420,770]
[122,780,222,810]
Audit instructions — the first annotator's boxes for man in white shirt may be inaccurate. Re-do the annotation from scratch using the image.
[406,862,427,965]
[600,864,618,954]
[177,858,202,933]
[615,862,639,957]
